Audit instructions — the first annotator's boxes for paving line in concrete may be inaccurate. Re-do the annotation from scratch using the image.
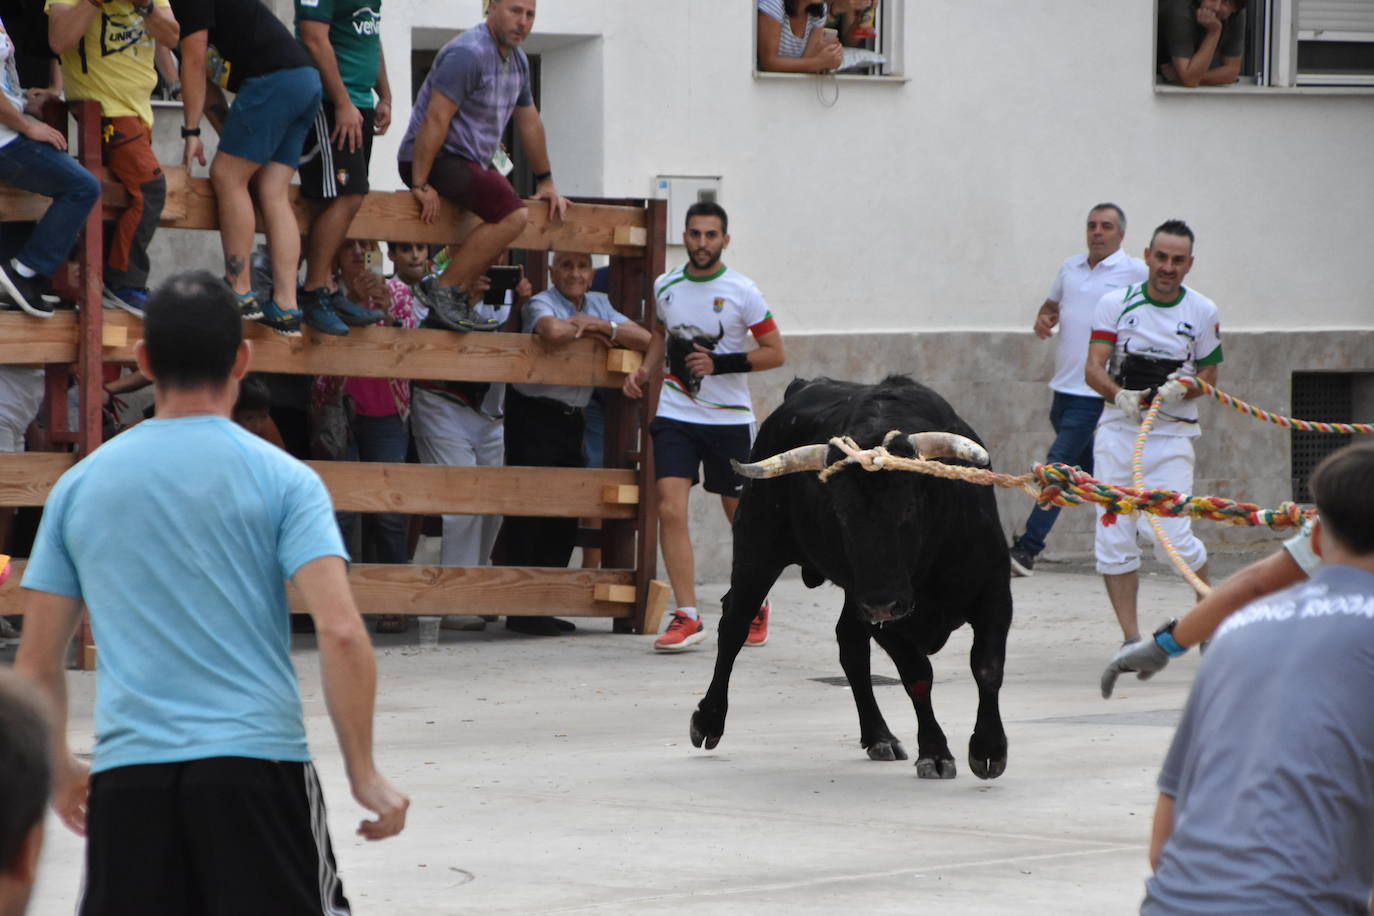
[535,843,1143,913]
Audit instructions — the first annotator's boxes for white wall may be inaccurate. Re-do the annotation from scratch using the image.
[594,1,1374,333]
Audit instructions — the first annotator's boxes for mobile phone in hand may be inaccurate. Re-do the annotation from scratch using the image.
[484,265,521,305]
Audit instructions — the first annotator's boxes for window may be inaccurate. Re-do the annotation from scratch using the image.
[753,0,904,79]
[1156,0,1374,89]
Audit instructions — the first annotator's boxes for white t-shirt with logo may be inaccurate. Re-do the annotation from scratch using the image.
[1090,282,1222,437]
[654,264,776,426]
[0,24,28,149]
[1047,248,1148,397]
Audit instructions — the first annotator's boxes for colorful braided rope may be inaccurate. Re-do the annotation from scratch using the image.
[1180,377,1374,435]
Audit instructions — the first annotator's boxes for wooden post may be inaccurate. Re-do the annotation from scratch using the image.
[72,100,104,671]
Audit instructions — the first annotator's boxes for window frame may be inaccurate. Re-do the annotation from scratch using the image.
[751,0,906,81]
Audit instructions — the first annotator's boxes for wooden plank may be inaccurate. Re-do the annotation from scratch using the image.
[592,583,637,604]
[0,448,76,507]
[1,559,636,618]
[297,564,636,617]
[601,484,639,505]
[0,312,79,364]
[605,349,643,374]
[0,453,639,518]
[95,312,639,386]
[642,579,672,635]
[101,324,128,347]
[2,176,649,256]
[311,462,639,518]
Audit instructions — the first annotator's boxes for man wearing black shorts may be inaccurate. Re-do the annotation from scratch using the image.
[14,272,408,915]
[295,0,389,335]
[624,202,785,652]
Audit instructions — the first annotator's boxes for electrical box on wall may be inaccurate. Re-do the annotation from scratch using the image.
[653,175,722,240]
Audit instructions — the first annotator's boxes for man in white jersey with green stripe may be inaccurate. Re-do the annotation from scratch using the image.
[624,202,785,652]
[1085,219,1221,647]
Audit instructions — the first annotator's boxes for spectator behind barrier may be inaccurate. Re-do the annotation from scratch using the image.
[1158,0,1248,87]
[0,670,51,916]
[756,0,840,73]
[0,17,101,319]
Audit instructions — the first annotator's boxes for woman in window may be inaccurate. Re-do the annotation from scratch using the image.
[756,0,842,73]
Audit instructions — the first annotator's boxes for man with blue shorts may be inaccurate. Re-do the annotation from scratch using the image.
[14,272,408,915]
[174,0,322,336]
[623,202,785,652]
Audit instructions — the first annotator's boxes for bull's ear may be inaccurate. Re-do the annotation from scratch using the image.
[907,432,989,467]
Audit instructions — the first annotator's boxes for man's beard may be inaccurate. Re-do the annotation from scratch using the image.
[691,248,721,271]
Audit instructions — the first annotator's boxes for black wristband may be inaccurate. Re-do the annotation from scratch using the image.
[180,126,200,138]
[709,352,751,375]
[533,170,552,184]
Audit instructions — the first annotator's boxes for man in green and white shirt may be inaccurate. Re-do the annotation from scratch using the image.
[1085,218,1223,646]
[623,202,785,652]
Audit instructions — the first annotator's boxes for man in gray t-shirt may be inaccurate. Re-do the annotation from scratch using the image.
[1158,0,1247,87]
[1143,443,1374,914]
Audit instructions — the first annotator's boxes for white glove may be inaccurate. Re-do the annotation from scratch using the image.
[1113,388,1146,421]
[1156,377,1190,406]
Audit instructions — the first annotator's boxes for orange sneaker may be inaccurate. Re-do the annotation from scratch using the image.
[746,599,770,647]
[654,610,706,652]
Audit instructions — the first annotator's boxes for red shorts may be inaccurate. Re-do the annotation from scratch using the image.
[398,156,525,224]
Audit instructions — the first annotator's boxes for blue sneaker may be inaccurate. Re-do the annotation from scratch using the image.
[326,287,385,327]
[233,288,264,321]
[300,287,349,336]
[256,300,303,337]
[104,286,149,318]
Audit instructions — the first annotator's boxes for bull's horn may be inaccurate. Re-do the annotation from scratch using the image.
[907,432,989,467]
[731,443,831,479]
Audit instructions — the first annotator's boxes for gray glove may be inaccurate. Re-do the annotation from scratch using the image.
[1156,378,1189,406]
[1100,636,1171,698]
[1113,388,1147,421]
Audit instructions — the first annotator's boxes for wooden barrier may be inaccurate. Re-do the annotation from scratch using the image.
[0,100,669,663]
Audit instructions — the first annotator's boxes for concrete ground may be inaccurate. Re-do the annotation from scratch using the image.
[16,555,1264,915]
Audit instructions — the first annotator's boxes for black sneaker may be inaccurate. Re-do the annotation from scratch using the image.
[0,261,54,318]
[233,288,264,321]
[300,287,349,336]
[416,277,501,332]
[1008,541,1034,578]
[327,287,385,327]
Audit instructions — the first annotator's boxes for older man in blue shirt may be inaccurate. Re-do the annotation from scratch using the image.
[498,250,650,635]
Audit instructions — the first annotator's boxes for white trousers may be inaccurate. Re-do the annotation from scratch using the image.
[1092,422,1207,576]
[411,387,505,567]
[0,366,44,452]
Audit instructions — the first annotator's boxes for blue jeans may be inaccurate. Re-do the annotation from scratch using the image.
[337,412,411,564]
[0,136,101,276]
[1017,391,1103,557]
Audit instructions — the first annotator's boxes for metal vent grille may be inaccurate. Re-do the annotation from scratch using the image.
[810,675,902,688]
[1291,373,1354,503]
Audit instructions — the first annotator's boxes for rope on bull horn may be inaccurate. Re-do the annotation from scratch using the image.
[1179,377,1374,434]
[1130,395,1213,597]
[815,433,1312,531]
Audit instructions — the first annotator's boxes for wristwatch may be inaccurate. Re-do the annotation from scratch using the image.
[1153,619,1189,657]
[609,320,619,342]
[180,126,200,138]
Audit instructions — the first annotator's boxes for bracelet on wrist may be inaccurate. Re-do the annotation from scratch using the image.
[533,170,552,184]
[709,352,752,375]
[1153,619,1189,657]
[180,126,200,138]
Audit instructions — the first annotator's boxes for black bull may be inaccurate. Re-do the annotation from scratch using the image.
[689,375,1013,779]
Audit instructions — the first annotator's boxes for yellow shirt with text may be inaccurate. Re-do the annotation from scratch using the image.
[45,0,171,126]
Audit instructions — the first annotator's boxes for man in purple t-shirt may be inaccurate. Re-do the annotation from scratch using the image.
[397,0,567,331]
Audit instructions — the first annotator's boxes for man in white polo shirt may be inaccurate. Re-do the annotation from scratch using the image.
[623,202,785,652]
[1085,218,1221,646]
[1010,203,1147,576]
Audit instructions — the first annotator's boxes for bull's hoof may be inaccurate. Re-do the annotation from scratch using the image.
[689,711,721,750]
[915,757,957,779]
[968,753,1007,780]
[864,739,908,761]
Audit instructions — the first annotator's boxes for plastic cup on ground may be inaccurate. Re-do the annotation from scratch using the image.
[418,615,440,649]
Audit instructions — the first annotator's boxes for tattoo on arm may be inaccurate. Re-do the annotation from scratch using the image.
[226,254,244,279]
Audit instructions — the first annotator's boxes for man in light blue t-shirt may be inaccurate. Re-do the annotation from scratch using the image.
[14,271,408,914]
